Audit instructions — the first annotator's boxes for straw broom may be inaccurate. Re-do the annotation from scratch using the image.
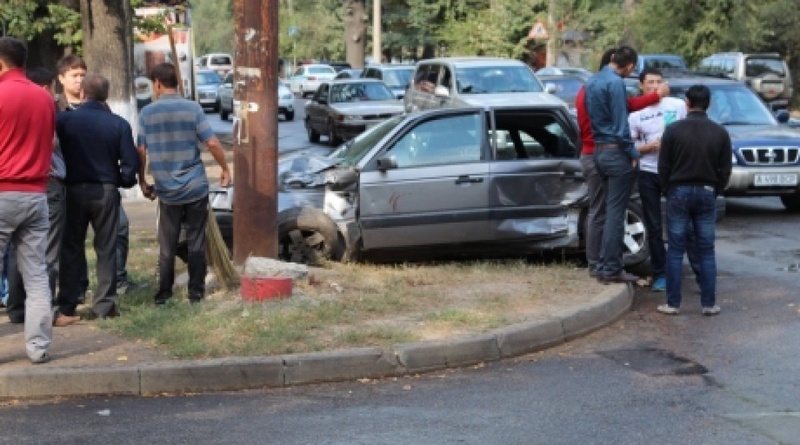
[205,205,240,289]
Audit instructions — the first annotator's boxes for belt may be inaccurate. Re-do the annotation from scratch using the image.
[595,143,620,150]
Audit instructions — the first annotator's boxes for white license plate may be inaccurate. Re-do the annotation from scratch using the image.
[754,173,798,186]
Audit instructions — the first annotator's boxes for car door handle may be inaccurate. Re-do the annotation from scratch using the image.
[455,175,484,184]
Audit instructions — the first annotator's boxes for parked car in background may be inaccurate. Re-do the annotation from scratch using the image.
[696,52,793,110]
[210,102,649,267]
[404,57,559,112]
[195,53,233,77]
[334,69,363,80]
[627,73,800,211]
[535,74,585,110]
[535,66,592,81]
[289,64,337,97]
[195,69,221,111]
[630,54,687,79]
[218,73,295,121]
[305,79,404,146]
[360,64,415,99]
[325,61,352,72]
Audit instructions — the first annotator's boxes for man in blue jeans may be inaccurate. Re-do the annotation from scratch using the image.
[628,68,687,292]
[657,85,732,315]
[584,46,641,284]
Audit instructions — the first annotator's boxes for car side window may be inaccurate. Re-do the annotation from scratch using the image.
[413,65,430,92]
[493,114,577,160]
[386,114,483,168]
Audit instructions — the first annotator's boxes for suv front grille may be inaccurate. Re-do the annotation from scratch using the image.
[740,146,800,165]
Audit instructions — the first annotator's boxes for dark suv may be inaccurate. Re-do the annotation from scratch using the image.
[627,74,800,210]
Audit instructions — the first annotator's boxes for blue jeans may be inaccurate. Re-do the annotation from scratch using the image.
[638,172,666,278]
[665,185,717,308]
[594,148,638,277]
[580,154,606,273]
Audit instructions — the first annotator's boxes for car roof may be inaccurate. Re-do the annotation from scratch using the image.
[302,64,336,69]
[326,78,386,84]
[365,64,415,69]
[417,57,527,68]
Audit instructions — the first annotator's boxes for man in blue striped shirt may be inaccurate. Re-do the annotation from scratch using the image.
[137,62,231,305]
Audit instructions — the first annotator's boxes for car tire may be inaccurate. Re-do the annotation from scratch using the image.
[327,120,341,147]
[278,207,341,265]
[285,111,295,121]
[220,104,229,121]
[306,118,320,143]
[780,193,800,212]
[622,200,650,268]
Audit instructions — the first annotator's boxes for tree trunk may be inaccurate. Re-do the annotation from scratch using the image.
[79,0,137,127]
[343,0,366,68]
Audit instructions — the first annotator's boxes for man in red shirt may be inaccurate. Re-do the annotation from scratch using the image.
[0,37,56,363]
[577,48,669,278]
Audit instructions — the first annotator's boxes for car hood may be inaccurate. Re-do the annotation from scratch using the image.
[278,153,339,189]
[329,101,404,114]
[725,124,800,145]
[197,84,219,92]
[457,92,565,107]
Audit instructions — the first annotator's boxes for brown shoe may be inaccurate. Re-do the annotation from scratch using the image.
[53,314,80,327]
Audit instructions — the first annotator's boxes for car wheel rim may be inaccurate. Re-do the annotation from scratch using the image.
[624,209,646,255]
[283,228,328,263]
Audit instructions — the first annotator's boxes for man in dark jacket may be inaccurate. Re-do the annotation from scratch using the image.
[657,84,732,316]
[56,73,139,319]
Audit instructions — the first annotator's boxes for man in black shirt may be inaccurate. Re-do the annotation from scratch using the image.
[56,73,139,319]
[657,85,732,316]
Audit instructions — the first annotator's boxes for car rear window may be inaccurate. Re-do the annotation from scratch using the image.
[210,56,231,65]
[745,58,786,77]
[310,67,335,74]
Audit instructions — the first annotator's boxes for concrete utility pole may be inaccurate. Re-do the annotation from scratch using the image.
[372,0,381,64]
[231,0,279,263]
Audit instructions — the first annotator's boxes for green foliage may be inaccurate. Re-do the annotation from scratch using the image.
[0,0,42,40]
[189,0,233,55]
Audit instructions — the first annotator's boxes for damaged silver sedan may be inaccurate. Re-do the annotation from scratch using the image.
[211,105,649,266]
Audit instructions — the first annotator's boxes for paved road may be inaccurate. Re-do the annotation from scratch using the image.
[1,197,798,444]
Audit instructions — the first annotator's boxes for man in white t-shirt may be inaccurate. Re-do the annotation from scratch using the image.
[629,68,687,292]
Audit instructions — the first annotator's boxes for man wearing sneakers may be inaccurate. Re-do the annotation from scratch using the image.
[657,85,731,316]
[628,68,686,292]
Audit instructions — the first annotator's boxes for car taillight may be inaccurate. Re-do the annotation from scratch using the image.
[308,76,317,81]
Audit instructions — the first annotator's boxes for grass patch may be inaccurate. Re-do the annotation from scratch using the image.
[87,226,603,359]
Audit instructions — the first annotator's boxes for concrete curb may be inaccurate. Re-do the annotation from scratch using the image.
[0,284,633,400]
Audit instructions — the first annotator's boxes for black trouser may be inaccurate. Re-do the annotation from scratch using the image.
[57,183,119,317]
[157,196,208,301]
[7,179,66,322]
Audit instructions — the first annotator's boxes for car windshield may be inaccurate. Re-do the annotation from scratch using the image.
[670,84,776,125]
[329,115,405,166]
[197,71,221,85]
[330,82,395,103]
[382,68,413,89]
[456,65,543,94]
[545,78,583,98]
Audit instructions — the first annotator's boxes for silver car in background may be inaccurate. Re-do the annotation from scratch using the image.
[305,79,404,146]
[289,64,337,97]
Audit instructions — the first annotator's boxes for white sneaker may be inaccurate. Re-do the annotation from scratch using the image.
[702,306,721,316]
[657,304,679,315]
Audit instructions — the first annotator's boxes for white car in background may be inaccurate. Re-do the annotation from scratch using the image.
[218,73,295,121]
[289,64,337,97]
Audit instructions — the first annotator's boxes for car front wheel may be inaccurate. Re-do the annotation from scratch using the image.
[622,200,649,268]
[306,118,320,142]
[285,111,295,121]
[278,207,341,265]
[327,120,341,147]
[220,102,229,121]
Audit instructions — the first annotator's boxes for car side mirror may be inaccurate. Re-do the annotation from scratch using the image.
[776,109,790,123]
[325,168,358,190]
[545,83,557,94]
[377,155,398,171]
[434,85,450,98]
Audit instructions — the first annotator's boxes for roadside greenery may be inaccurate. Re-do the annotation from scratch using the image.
[92,231,598,359]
